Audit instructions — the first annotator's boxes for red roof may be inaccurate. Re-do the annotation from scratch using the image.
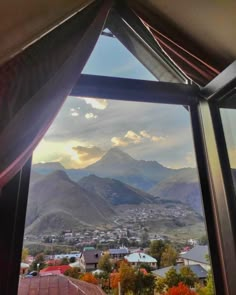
[18,274,106,295]
[40,265,71,274]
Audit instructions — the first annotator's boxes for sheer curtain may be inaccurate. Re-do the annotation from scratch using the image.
[0,0,111,187]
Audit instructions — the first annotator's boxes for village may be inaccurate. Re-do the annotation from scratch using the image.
[20,241,212,295]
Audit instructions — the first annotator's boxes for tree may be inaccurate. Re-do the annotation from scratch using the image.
[179,266,198,288]
[64,267,80,279]
[21,248,29,262]
[119,261,136,294]
[164,268,181,288]
[198,235,208,245]
[29,253,45,271]
[80,273,98,285]
[69,256,76,263]
[165,282,197,295]
[149,240,166,268]
[139,262,153,273]
[60,257,69,265]
[134,271,156,295]
[161,245,177,267]
[98,253,113,273]
[110,272,120,289]
[141,231,149,247]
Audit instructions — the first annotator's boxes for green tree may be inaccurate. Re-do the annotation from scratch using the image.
[134,271,156,295]
[149,240,166,268]
[30,253,46,271]
[98,253,113,273]
[199,235,208,245]
[179,266,198,287]
[138,262,152,273]
[164,267,181,288]
[64,267,80,279]
[69,256,76,263]
[161,245,177,267]
[60,257,69,265]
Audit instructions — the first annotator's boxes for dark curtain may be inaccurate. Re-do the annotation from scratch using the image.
[130,3,223,86]
[0,0,111,188]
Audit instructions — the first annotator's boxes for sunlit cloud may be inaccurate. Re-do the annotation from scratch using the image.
[85,112,98,119]
[72,146,104,162]
[125,131,141,144]
[185,151,196,167]
[140,130,151,138]
[111,137,129,147]
[112,130,166,147]
[78,97,108,110]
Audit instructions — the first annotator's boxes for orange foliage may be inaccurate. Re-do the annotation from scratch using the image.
[110,272,120,289]
[165,282,197,295]
[80,273,98,285]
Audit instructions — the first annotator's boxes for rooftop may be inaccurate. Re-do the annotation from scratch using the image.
[125,252,157,263]
[152,264,208,279]
[18,274,106,295]
[180,245,209,264]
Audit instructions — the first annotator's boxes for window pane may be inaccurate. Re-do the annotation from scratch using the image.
[20,97,214,294]
[220,107,236,187]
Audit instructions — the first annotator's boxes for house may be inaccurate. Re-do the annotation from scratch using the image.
[109,248,129,259]
[152,264,208,284]
[40,265,71,275]
[124,252,157,269]
[180,245,210,271]
[18,274,106,295]
[20,262,29,275]
[79,250,102,272]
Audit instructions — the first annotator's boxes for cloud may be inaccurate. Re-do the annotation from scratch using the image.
[71,112,79,117]
[79,97,108,110]
[72,145,105,162]
[111,130,166,147]
[125,131,141,143]
[111,137,129,147]
[140,130,151,138]
[151,135,165,142]
[85,112,98,119]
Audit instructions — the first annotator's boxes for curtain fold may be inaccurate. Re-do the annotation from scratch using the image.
[130,3,223,86]
[0,0,111,188]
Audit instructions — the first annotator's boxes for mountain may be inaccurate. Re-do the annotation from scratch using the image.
[84,148,176,191]
[149,168,203,214]
[78,174,155,206]
[32,162,65,175]
[26,170,115,234]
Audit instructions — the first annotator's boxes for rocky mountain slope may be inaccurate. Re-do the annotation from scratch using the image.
[26,171,115,234]
[78,174,155,205]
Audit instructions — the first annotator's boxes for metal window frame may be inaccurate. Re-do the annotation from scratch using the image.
[2,67,236,294]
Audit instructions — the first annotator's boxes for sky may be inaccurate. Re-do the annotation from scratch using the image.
[33,34,198,169]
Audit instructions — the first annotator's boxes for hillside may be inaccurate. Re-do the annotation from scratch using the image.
[26,170,115,234]
[78,174,155,205]
[149,168,203,214]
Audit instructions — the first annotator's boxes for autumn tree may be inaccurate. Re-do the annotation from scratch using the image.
[119,261,136,294]
[110,272,120,290]
[165,282,197,295]
[64,267,80,279]
[98,253,113,273]
[80,272,98,285]
[161,245,178,267]
[21,248,29,262]
[156,266,198,292]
